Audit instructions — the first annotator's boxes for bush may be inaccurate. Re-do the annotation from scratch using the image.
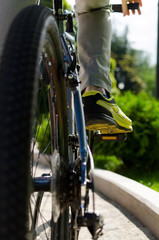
[94,91,159,170]
[36,115,51,154]
[94,155,123,172]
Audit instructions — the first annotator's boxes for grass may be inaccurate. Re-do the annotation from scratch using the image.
[118,168,159,192]
[94,154,123,172]
[94,154,159,192]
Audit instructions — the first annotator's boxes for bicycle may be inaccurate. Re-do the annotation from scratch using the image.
[0,1,139,239]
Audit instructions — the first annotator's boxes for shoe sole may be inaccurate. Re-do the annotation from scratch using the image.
[85,116,132,134]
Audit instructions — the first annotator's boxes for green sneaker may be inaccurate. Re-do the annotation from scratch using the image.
[82,91,133,134]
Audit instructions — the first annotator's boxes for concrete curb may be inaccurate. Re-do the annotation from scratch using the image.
[94,169,159,239]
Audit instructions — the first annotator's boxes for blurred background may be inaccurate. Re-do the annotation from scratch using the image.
[68,0,157,66]
[66,0,159,191]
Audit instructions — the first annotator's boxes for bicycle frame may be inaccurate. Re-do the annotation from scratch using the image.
[53,0,88,207]
[52,0,140,186]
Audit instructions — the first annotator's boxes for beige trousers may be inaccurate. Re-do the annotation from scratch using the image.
[75,0,112,93]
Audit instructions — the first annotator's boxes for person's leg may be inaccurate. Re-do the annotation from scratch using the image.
[75,0,112,94]
[0,0,35,58]
[75,0,132,134]
[75,0,110,14]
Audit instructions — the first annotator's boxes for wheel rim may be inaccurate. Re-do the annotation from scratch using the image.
[29,19,67,239]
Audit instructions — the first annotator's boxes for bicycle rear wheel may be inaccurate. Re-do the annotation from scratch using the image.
[0,5,69,240]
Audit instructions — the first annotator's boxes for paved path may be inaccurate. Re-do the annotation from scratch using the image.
[79,192,157,240]
[35,164,157,239]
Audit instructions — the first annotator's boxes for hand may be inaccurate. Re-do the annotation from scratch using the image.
[121,0,142,16]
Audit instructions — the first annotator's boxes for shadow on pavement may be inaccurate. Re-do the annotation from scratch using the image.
[96,191,157,240]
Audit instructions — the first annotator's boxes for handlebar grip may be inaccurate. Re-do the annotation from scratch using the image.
[112,3,139,13]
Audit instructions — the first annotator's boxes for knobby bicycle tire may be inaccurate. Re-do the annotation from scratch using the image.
[0,5,70,240]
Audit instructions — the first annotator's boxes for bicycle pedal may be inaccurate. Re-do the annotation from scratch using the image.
[95,133,127,142]
[78,213,104,239]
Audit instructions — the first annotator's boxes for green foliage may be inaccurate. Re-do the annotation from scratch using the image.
[40,0,72,10]
[40,0,52,8]
[135,52,156,97]
[119,168,159,192]
[94,154,123,172]
[110,58,120,96]
[36,115,51,154]
[111,27,130,58]
[63,0,72,10]
[94,91,159,170]
[111,28,155,95]
[118,54,146,93]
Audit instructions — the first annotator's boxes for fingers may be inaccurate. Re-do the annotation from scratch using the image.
[137,0,142,15]
[121,0,142,17]
[138,0,142,7]
[122,0,129,16]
